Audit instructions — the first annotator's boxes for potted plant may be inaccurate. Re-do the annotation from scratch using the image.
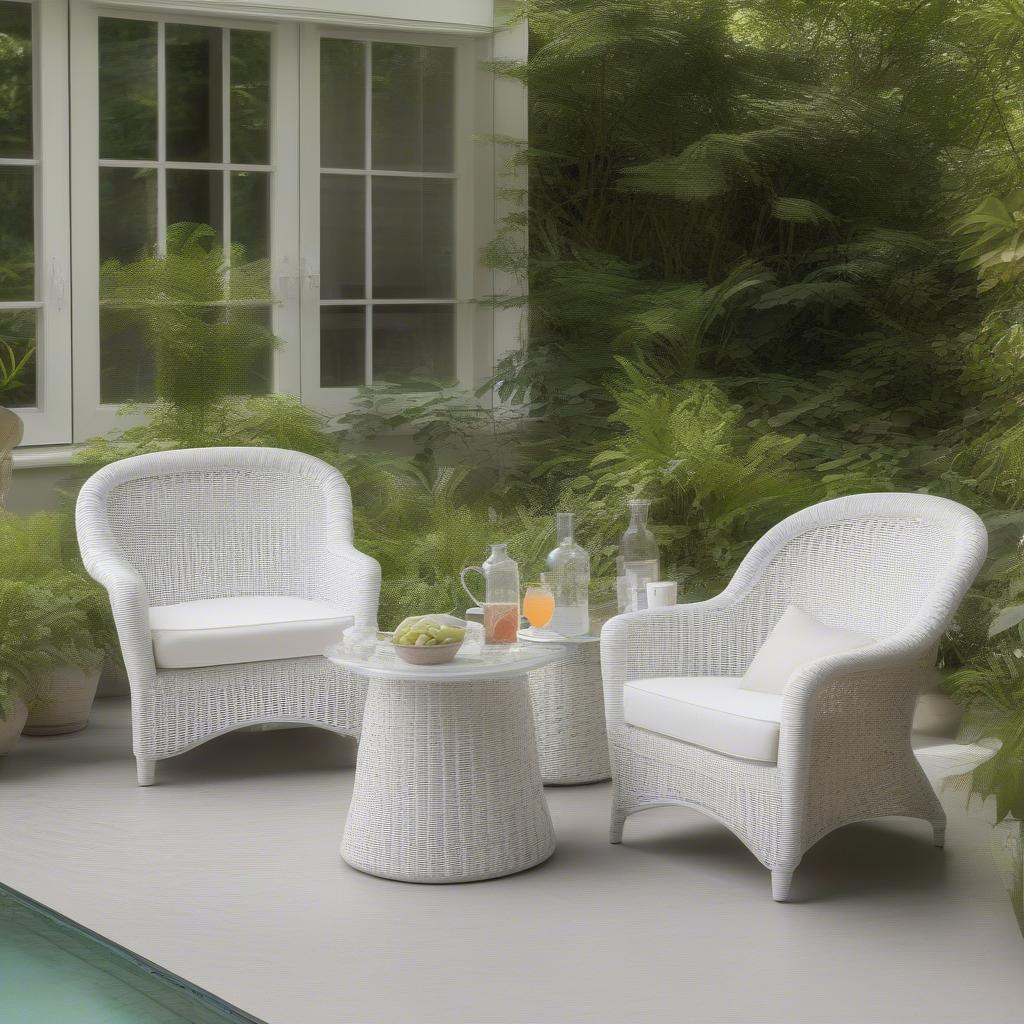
[947,618,1024,934]
[0,511,116,736]
[24,571,114,735]
[0,579,92,754]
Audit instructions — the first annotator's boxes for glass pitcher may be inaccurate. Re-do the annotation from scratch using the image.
[460,543,521,645]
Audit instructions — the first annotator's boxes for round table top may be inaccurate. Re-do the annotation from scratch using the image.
[324,641,566,682]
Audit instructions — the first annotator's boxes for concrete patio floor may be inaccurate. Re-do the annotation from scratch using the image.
[0,697,1020,1024]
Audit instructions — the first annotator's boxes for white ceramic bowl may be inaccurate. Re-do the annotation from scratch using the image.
[392,640,463,666]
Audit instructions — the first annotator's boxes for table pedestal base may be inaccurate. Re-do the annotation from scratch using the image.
[341,675,556,883]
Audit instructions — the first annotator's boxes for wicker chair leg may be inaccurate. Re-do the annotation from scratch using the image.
[610,807,627,844]
[771,868,794,902]
[136,758,156,787]
[932,819,946,848]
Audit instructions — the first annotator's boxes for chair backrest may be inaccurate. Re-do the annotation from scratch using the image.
[77,447,352,607]
[730,493,988,650]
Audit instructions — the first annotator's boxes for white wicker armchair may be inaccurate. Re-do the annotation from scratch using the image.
[76,447,381,786]
[601,493,987,901]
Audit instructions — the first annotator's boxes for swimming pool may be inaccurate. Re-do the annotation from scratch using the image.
[0,884,263,1023]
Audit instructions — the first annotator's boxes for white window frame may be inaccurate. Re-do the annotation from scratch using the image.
[70,2,300,441]
[297,24,480,414]
[17,0,519,451]
[6,0,71,446]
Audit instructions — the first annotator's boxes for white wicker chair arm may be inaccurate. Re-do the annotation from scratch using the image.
[779,636,928,729]
[320,542,382,629]
[774,636,936,862]
[77,482,158,686]
[88,560,157,687]
[601,595,749,730]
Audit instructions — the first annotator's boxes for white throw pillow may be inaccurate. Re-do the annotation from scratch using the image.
[740,605,871,695]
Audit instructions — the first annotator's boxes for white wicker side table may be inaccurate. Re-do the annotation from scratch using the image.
[519,630,611,786]
[325,643,563,883]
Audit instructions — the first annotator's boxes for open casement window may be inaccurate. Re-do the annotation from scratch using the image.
[63,4,504,445]
[0,0,70,446]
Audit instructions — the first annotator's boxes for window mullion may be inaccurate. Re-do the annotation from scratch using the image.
[156,20,167,254]
[221,26,231,285]
[17,0,73,446]
[363,40,372,386]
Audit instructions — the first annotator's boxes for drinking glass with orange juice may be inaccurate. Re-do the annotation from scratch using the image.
[523,581,556,630]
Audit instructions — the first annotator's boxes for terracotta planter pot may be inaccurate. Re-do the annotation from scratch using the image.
[0,700,28,754]
[24,662,103,736]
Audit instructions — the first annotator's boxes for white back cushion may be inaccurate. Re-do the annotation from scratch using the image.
[741,604,871,694]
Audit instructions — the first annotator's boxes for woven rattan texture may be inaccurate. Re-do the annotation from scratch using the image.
[601,493,987,900]
[341,675,556,883]
[526,643,610,785]
[76,448,381,786]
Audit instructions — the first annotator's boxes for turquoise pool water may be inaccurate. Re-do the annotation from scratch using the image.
[0,885,262,1023]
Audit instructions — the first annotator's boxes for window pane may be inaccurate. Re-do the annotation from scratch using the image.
[0,308,35,407]
[100,308,152,404]
[225,303,273,395]
[373,304,454,385]
[321,175,364,300]
[99,167,157,264]
[0,165,33,301]
[372,177,453,300]
[230,29,270,165]
[231,171,269,265]
[321,38,364,169]
[100,304,272,405]
[0,1,32,159]
[320,306,365,387]
[166,24,223,163]
[371,43,454,173]
[166,169,224,242]
[99,17,157,161]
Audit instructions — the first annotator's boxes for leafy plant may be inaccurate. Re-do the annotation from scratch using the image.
[0,511,117,660]
[572,360,821,593]
[0,581,94,721]
[81,221,339,467]
[953,191,1024,294]
[350,464,549,630]
[78,393,337,469]
[947,623,1024,823]
[0,336,33,396]
[99,221,277,414]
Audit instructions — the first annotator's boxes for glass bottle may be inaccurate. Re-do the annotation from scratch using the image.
[616,500,660,612]
[545,512,591,636]
[460,543,521,645]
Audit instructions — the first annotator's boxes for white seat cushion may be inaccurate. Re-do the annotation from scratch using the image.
[741,604,871,695]
[623,676,783,763]
[149,596,354,669]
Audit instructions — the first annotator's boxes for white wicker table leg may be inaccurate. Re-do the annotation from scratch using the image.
[524,640,611,786]
[341,674,556,883]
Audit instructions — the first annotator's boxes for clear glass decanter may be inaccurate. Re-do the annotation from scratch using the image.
[545,512,590,636]
[616,499,660,612]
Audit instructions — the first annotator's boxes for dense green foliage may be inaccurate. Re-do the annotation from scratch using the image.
[489,1,1019,508]
[69,1,1024,817]
[480,0,1024,816]
[0,513,114,718]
